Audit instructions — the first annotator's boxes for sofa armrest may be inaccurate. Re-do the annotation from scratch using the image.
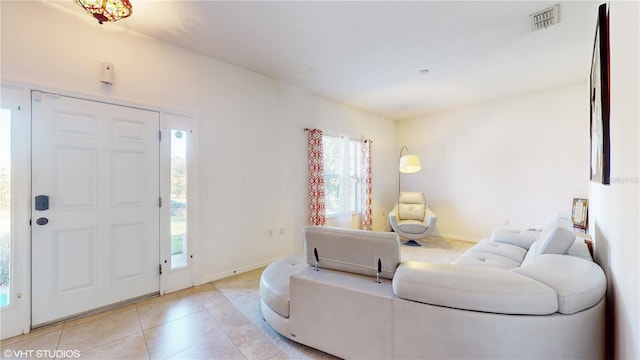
[424,205,437,227]
[392,261,558,315]
[389,204,400,228]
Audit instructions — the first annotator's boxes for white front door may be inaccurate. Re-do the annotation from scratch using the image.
[31,92,160,326]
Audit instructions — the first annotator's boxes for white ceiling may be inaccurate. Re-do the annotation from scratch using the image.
[54,0,600,120]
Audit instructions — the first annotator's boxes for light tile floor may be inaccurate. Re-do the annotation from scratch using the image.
[1,269,335,360]
[1,236,472,360]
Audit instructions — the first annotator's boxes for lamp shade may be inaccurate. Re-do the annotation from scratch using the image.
[74,0,133,24]
[399,154,421,173]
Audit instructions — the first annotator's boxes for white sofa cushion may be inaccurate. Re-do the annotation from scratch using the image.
[512,254,606,314]
[453,251,521,269]
[393,261,558,315]
[453,239,527,269]
[397,220,428,234]
[467,239,528,263]
[303,226,400,279]
[490,228,537,249]
[536,226,576,255]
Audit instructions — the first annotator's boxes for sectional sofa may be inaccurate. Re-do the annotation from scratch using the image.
[260,218,606,359]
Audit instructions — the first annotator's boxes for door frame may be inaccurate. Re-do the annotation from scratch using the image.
[160,112,200,294]
[0,82,200,337]
[0,84,32,339]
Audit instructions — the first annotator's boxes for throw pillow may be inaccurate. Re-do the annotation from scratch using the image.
[399,204,426,221]
[399,192,424,204]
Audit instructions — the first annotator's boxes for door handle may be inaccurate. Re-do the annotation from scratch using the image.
[36,218,49,226]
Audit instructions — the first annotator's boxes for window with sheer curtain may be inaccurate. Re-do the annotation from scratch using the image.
[322,135,362,218]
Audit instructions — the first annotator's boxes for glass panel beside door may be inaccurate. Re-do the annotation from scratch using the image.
[170,129,187,269]
[0,108,12,309]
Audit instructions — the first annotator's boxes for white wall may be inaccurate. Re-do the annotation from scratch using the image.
[0,1,397,283]
[589,2,639,359]
[397,83,590,240]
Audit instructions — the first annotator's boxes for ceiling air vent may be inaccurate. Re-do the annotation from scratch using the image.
[530,5,559,31]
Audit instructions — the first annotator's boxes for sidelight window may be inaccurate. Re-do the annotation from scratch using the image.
[170,129,188,269]
[0,109,12,308]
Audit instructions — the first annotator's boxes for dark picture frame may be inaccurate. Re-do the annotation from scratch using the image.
[571,198,589,230]
[590,3,610,185]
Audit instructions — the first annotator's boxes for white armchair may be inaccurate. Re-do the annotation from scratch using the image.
[389,192,437,245]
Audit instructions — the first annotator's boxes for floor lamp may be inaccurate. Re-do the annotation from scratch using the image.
[398,146,422,246]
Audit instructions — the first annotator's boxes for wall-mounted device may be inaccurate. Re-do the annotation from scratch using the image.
[101,61,114,85]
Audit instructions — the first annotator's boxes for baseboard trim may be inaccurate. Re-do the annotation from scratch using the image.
[199,258,279,285]
[434,232,481,243]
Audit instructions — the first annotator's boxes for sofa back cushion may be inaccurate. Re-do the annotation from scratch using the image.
[303,226,400,279]
[536,226,576,255]
[489,228,537,250]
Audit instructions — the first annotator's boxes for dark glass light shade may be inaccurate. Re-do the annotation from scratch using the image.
[74,0,133,24]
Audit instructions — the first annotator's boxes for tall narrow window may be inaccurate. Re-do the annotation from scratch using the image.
[323,136,342,216]
[170,129,187,269]
[348,140,362,213]
[322,135,362,217]
[0,109,12,308]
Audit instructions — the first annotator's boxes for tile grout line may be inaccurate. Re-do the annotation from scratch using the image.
[54,323,64,360]
[211,281,288,360]
[203,283,249,360]
[135,303,153,360]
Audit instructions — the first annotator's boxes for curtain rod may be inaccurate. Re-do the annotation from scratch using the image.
[304,128,372,143]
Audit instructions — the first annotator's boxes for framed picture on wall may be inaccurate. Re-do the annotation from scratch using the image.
[589,3,610,185]
[572,198,589,230]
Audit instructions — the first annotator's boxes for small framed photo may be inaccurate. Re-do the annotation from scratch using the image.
[572,198,589,230]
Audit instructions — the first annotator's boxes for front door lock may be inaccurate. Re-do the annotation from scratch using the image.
[36,218,49,226]
[35,195,49,211]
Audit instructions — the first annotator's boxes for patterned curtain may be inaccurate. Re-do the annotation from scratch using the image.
[360,139,373,230]
[307,129,326,226]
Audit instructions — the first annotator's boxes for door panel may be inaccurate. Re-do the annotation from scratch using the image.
[112,150,146,206]
[32,93,160,326]
[54,228,96,294]
[112,222,146,282]
[54,147,97,209]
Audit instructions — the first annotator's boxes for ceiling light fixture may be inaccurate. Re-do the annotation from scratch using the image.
[418,69,430,75]
[74,0,133,24]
